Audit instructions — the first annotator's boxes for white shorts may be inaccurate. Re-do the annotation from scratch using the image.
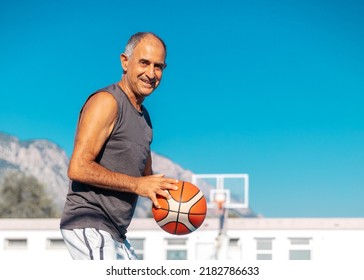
[61,228,138,260]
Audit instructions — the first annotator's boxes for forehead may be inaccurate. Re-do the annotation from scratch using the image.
[132,36,166,61]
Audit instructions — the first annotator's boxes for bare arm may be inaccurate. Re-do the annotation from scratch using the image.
[143,152,153,176]
[68,91,178,208]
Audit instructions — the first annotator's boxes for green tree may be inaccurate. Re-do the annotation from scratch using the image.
[0,171,60,218]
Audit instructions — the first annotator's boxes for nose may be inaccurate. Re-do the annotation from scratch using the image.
[145,64,156,79]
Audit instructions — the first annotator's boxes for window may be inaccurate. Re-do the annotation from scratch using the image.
[46,238,66,249]
[227,238,242,259]
[257,239,272,250]
[166,239,187,245]
[166,249,187,260]
[165,238,187,260]
[257,253,272,260]
[290,238,310,245]
[288,238,312,260]
[128,238,145,260]
[4,238,27,250]
[255,238,274,260]
[229,238,240,247]
[289,250,311,260]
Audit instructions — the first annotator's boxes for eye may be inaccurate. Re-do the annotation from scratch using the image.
[139,59,149,66]
[155,63,165,70]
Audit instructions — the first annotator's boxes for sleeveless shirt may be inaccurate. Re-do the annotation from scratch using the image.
[60,83,153,242]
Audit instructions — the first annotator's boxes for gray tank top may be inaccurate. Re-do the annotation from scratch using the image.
[60,83,153,242]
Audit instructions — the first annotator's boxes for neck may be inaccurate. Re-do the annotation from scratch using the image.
[118,80,144,112]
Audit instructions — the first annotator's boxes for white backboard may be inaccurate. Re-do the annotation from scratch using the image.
[192,173,249,209]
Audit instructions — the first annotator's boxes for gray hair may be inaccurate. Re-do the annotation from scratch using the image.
[124,32,167,58]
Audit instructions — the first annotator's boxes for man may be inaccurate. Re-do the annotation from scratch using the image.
[60,32,178,260]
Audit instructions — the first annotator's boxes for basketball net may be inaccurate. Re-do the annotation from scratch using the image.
[217,200,224,211]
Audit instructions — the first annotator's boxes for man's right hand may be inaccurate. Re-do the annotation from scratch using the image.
[135,174,179,209]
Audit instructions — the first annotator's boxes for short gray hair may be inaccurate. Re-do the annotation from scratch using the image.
[124,32,167,58]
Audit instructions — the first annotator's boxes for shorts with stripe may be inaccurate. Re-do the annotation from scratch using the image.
[61,228,138,260]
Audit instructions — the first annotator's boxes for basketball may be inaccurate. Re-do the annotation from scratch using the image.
[152,180,207,235]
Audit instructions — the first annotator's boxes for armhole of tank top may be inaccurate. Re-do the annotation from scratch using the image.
[143,107,152,129]
[106,91,123,139]
[78,91,122,137]
[77,92,98,124]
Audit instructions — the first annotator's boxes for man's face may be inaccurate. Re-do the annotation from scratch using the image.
[121,36,166,99]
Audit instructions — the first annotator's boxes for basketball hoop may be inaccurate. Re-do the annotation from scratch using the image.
[192,173,249,260]
[214,192,226,210]
[210,189,230,215]
[193,173,248,210]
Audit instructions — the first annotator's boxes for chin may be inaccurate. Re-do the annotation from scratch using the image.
[140,87,156,96]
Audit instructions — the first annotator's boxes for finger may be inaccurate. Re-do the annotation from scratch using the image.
[167,178,179,184]
[163,183,178,191]
[151,173,165,178]
[151,195,161,209]
[156,189,171,200]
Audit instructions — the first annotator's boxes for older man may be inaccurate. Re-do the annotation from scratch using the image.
[60,32,178,260]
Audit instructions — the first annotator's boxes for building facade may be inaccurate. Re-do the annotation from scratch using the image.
[0,218,363,261]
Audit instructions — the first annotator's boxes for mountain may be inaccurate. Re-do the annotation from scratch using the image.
[0,133,69,210]
[0,132,197,217]
[0,132,257,217]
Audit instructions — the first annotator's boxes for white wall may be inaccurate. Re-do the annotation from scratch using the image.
[1,218,363,261]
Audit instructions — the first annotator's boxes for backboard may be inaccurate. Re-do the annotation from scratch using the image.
[191,173,249,210]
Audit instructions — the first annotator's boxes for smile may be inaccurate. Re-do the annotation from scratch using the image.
[140,78,156,87]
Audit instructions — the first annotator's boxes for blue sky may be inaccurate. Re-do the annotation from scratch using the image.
[1,0,363,218]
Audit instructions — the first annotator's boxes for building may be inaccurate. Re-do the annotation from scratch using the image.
[0,218,363,261]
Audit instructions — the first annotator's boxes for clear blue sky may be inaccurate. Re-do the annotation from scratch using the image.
[1,0,363,218]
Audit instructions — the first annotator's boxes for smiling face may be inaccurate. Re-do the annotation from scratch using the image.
[120,35,166,105]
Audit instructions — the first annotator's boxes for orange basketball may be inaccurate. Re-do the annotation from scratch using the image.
[152,181,207,235]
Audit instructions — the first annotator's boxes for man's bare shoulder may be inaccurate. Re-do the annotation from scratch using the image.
[87,91,117,106]
[82,91,118,113]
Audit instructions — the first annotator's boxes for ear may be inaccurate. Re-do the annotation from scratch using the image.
[120,53,128,72]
